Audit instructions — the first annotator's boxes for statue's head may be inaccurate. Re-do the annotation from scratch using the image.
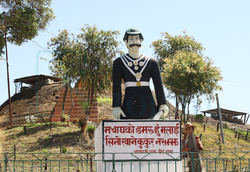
[123,28,144,50]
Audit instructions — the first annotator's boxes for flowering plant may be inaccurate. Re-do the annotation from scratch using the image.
[25,115,37,125]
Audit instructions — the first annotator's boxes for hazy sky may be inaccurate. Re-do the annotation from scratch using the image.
[1,0,250,122]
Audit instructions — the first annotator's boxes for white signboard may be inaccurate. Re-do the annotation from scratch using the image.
[102,120,181,161]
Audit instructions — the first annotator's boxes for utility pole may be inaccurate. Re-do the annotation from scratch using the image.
[216,93,224,144]
[1,19,12,126]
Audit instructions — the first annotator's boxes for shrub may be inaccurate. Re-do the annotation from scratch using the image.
[62,147,67,153]
[96,96,112,105]
[223,122,229,129]
[193,114,204,122]
[85,121,97,133]
[77,118,87,127]
[62,113,68,122]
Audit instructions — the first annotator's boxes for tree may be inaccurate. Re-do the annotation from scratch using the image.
[162,51,222,123]
[0,0,55,55]
[48,24,121,123]
[151,32,222,122]
[151,31,203,71]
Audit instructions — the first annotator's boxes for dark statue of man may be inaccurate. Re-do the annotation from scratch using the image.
[112,28,168,119]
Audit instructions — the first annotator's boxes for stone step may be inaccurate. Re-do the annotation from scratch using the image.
[52,113,98,118]
[53,106,98,111]
[53,109,98,115]
[50,117,99,123]
[54,100,98,105]
[57,94,96,99]
[55,99,97,103]
[59,89,94,94]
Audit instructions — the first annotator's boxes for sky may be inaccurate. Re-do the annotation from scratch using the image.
[0,0,250,122]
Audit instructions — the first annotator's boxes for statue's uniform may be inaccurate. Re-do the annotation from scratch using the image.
[112,54,166,119]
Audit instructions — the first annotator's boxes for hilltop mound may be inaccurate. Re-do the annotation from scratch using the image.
[0,82,64,127]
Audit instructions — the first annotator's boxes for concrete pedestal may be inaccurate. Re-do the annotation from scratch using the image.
[95,120,182,172]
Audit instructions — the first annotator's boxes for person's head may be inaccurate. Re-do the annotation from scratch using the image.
[183,123,196,135]
[123,28,144,51]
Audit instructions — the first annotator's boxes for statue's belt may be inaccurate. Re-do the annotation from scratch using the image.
[124,81,149,88]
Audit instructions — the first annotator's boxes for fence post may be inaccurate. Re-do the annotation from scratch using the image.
[235,131,237,138]
[14,144,16,160]
[246,129,249,141]
[203,125,206,132]
[90,156,93,172]
[50,117,52,132]
[238,132,241,140]
[111,153,116,172]
[23,126,27,135]
[225,159,228,171]
[80,157,83,169]
[86,154,89,170]
[45,157,47,171]
[218,134,221,144]
[4,154,7,171]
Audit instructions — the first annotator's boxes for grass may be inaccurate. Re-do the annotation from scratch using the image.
[1,122,94,154]
[192,121,250,152]
[1,122,96,171]
[189,122,250,171]
[96,96,112,105]
[2,121,250,154]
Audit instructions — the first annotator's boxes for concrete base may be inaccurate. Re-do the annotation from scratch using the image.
[95,120,182,172]
[96,160,182,172]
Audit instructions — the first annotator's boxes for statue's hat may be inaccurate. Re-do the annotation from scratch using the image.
[123,28,144,41]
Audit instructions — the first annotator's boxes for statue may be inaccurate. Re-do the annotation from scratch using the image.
[112,28,169,119]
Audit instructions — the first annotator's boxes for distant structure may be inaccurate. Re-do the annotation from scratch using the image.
[201,108,249,124]
[0,74,98,127]
[14,74,61,94]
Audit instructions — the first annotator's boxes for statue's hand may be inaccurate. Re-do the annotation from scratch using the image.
[112,107,126,119]
[159,104,169,118]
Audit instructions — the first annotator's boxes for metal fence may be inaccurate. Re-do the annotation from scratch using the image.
[0,151,250,172]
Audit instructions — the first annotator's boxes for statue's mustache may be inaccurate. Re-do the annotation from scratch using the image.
[129,44,141,47]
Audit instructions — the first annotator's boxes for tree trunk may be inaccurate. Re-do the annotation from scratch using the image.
[84,84,95,122]
[61,83,68,121]
[187,101,190,123]
[67,84,74,126]
[182,102,186,125]
[175,97,179,119]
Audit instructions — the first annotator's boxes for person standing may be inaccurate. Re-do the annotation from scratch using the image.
[182,123,203,172]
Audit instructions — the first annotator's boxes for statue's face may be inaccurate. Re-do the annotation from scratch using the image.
[125,35,142,51]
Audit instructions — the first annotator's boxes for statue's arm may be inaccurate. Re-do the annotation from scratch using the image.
[112,58,126,119]
[151,59,169,117]
[112,58,122,108]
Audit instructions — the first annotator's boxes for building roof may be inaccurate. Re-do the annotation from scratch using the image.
[14,74,61,85]
[201,108,247,116]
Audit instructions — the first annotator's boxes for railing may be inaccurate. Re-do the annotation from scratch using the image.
[0,151,250,172]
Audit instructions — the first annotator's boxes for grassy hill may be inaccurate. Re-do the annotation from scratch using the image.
[191,121,250,152]
[1,120,250,154]
[1,119,250,172]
